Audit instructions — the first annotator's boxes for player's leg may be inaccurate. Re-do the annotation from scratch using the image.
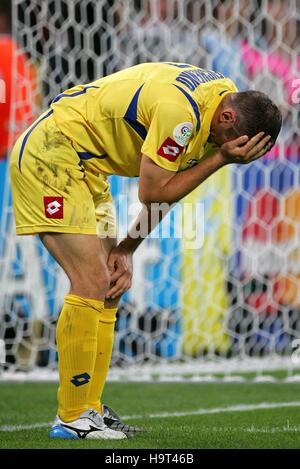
[85,191,121,413]
[85,192,145,436]
[87,235,144,436]
[39,233,117,425]
[86,235,120,413]
[39,235,127,440]
[9,115,125,438]
[39,232,110,300]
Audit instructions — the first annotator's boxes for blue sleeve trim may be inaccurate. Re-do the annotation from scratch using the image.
[164,62,193,69]
[124,84,147,140]
[18,110,54,172]
[173,84,201,132]
[52,85,99,103]
[77,152,108,160]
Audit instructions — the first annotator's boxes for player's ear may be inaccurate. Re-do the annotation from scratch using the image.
[220,108,237,126]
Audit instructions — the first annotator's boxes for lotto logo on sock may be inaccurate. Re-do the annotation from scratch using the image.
[44,196,64,219]
[70,372,91,387]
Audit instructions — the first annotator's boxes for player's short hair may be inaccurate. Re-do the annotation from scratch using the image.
[232,91,282,145]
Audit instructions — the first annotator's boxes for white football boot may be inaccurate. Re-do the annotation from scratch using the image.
[49,408,127,440]
[102,404,146,437]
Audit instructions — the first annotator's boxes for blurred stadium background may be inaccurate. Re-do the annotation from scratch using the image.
[0,0,300,382]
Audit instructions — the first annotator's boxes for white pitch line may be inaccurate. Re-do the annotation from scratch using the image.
[188,425,300,434]
[122,401,300,420]
[0,422,52,431]
[1,401,300,432]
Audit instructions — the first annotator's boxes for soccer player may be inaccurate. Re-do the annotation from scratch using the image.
[10,62,282,439]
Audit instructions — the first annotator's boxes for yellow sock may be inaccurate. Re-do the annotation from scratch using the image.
[56,294,104,422]
[87,307,118,414]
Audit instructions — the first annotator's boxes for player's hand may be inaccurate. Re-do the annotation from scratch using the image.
[220,132,273,164]
[106,245,133,299]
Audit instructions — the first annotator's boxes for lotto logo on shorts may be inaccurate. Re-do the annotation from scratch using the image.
[44,196,64,219]
[157,137,184,162]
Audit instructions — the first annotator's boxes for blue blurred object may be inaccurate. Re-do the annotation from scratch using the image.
[0,159,7,225]
[200,29,248,90]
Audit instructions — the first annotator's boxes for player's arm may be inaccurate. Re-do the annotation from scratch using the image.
[106,202,170,299]
[111,131,272,257]
[106,132,271,299]
[138,132,272,204]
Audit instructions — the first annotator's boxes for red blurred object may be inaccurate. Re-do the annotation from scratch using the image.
[0,35,38,160]
[246,291,277,315]
[242,190,280,241]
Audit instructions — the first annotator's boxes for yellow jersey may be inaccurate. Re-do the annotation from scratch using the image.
[50,62,238,177]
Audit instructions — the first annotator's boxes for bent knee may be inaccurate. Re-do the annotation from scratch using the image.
[70,265,111,300]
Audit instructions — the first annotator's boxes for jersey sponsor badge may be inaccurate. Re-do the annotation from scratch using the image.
[44,196,64,219]
[173,122,193,147]
[157,137,184,162]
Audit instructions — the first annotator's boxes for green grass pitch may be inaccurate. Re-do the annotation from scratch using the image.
[0,381,300,449]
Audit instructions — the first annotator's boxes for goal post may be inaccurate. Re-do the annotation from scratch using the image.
[1,0,300,380]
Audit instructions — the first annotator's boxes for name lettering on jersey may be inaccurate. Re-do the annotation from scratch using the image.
[176,68,225,92]
[173,122,193,147]
[157,137,184,162]
[44,196,64,219]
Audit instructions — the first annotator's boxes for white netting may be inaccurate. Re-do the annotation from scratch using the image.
[0,0,300,378]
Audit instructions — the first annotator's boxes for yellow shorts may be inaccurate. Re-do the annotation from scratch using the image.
[10,111,117,237]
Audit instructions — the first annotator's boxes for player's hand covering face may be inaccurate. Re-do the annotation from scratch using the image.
[220,132,273,164]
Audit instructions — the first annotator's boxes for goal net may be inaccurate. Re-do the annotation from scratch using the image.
[1,0,300,381]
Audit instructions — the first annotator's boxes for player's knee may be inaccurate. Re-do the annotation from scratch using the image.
[85,266,111,293]
[71,265,111,299]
